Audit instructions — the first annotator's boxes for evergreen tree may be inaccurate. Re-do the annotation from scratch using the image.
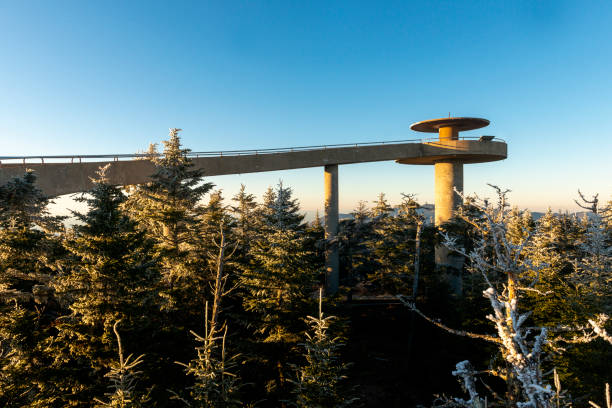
[123,128,213,303]
[0,170,64,406]
[305,209,325,287]
[337,201,375,289]
[240,181,315,402]
[289,289,356,408]
[572,212,612,314]
[526,208,564,281]
[260,181,305,231]
[197,190,235,260]
[365,193,415,294]
[94,321,148,408]
[351,201,370,224]
[122,130,218,403]
[173,224,244,407]
[506,206,533,245]
[242,229,314,343]
[49,165,160,407]
[370,192,393,218]
[231,184,258,258]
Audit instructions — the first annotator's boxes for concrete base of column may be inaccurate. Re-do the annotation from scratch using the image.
[324,164,339,295]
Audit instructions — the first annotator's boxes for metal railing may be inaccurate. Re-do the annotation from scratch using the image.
[0,136,504,164]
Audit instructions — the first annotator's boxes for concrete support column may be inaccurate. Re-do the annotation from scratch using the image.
[434,160,464,294]
[324,164,339,295]
[434,161,463,226]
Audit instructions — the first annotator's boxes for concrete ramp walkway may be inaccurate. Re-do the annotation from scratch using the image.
[0,138,505,197]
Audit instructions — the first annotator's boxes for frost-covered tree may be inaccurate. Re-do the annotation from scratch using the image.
[123,128,213,307]
[258,181,305,232]
[506,206,534,245]
[571,192,612,314]
[402,185,612,408]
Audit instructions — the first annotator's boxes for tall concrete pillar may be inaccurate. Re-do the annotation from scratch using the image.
[434,127,464,294]
[434,125,463,227]
[324,164,339,295]
[434,160,465,293]
[434,161,463,226]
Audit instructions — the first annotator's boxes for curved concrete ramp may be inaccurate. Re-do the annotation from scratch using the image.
[0,139,506,197]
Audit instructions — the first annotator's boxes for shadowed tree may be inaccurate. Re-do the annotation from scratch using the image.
[240,181,316,404]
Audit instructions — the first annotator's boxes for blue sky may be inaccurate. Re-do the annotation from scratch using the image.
[2,1,611,214]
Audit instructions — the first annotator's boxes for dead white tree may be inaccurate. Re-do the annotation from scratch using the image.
[400,185,612,408]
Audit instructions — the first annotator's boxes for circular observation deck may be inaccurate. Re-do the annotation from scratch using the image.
[396,117,506,165]
[410,117,490,133]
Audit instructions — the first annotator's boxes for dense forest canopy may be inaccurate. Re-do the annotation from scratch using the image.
[0,131,610,407]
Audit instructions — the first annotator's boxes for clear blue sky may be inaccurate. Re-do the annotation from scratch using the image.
[2,1,611,214]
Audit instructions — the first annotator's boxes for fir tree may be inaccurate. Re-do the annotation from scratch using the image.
[0,170,64,406]
[174,226,243,408]
[351,201,370,224]
[231,184,258,257]
[197,190,236,267]
[337,201,375,289]
[240,181,315,402]
[94,321,148,408]
[50,165,160,406]
[289,289,357,408]
[365,193,416,294]
[123,128,213,297]
[260,181,305,231]
[506,206,533,245]
[370,192,393,218]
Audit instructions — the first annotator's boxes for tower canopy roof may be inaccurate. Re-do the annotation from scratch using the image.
[410,117,489,133]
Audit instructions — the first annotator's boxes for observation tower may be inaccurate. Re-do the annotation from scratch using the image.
[401,116,504,271]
